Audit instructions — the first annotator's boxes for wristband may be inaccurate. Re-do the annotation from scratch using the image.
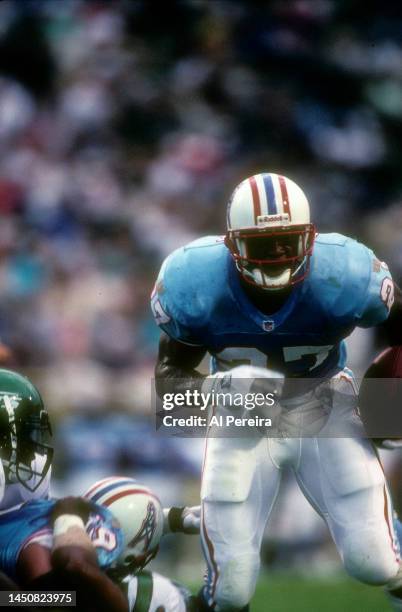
[168,507,185,533]
[53,514,85,537]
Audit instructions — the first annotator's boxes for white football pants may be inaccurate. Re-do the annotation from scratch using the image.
[200,371,401,610]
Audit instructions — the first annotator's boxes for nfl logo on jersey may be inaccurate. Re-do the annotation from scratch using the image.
[263,320,275,332]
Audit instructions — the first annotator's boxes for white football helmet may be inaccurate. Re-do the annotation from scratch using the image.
[84,476,164,573]
[225,173,315,290]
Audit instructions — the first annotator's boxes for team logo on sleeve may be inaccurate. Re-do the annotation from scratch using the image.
[380,277,394,311]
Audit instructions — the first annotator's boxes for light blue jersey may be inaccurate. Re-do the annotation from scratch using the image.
[151,233,393,377]
[0,498,123,579]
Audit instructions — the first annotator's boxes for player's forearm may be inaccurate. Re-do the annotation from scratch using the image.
[155,332,206,398]
[155,359,205,397]
[155,357,203,381]
[49,498,128,611]
[51,545,128,612]
[64,559,128,612]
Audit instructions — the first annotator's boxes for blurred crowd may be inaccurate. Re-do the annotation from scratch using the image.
[0,0,402,413]
[1,0,402,578]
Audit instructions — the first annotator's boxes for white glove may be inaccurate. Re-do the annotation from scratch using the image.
[377,439,402,450]
[180,505,200,534]
[202,365,283,409]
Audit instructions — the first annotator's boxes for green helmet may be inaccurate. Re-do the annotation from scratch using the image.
[0,369,53,491]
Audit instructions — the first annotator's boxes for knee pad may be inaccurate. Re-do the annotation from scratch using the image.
[214,552,259,610]
[342,529,399,585]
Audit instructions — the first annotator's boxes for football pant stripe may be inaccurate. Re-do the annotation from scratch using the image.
[202,510,219,606]
[375,448,400,563]
[383,485,400,561]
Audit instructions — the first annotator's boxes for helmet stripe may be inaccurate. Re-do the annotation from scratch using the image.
[278,175,291,220]
[249,176,261,222]
[86,479,138,503]
[101,488,161,507]
[262,174,277,215]
[84,476,124,499]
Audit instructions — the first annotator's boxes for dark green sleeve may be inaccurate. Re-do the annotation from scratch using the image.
[132,571,153,612]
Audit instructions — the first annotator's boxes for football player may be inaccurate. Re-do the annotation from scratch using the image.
[0,369,128,611]
[0,474,199,611]
[0,369,200,610]
[84,477,199,611]
[16,495,129,612]
[152,173,402,611]
[0,368,53,509]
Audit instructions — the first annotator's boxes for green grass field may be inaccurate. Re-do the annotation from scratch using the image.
[250,574,390,611]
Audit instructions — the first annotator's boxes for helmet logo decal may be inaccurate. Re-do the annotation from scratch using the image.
[257,214,290,227]
[0,391,52,491]
[128,501,157,552]
[2,393,21,419]
[2,394,18,478]
[263,320,275,332]
[3,394,16,420]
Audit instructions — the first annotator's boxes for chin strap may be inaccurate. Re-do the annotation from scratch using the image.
[252,267,292,290]
[238,261,291,290]
[238,255,308,291]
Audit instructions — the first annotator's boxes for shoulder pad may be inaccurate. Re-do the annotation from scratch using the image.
[308,234,375,323]
[151,236,228,343]
[315,233,349,247]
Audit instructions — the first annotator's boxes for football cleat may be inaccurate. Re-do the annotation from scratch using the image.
[0,369,53,491]
[84,476,164,574]
[225,173,315,290]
